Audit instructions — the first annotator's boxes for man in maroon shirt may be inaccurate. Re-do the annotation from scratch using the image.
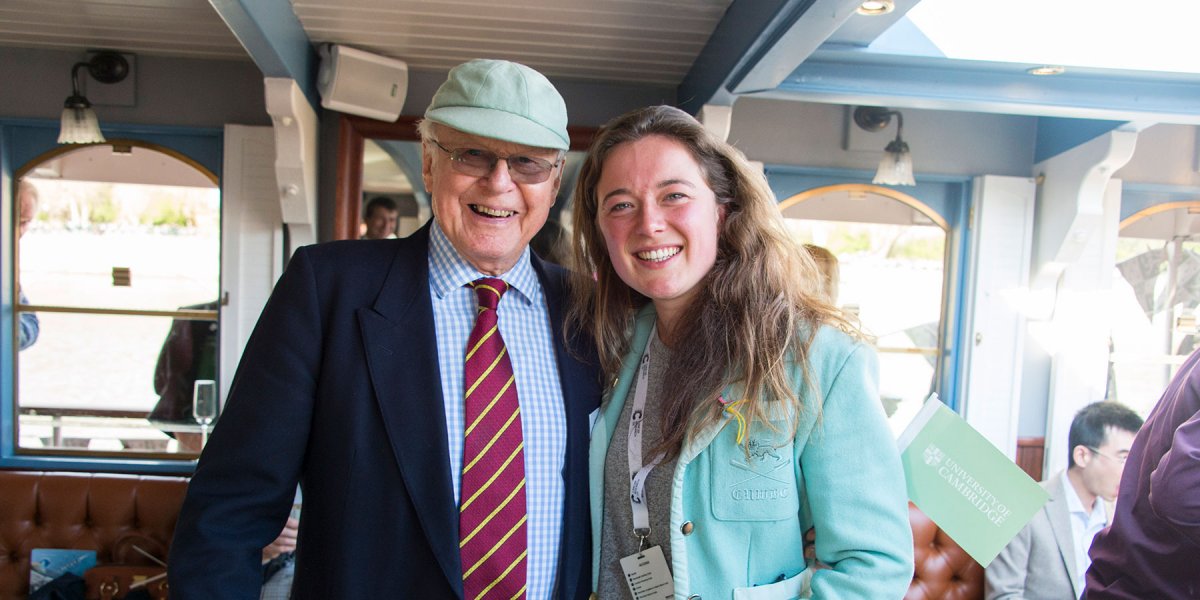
[1085,348,1200,598]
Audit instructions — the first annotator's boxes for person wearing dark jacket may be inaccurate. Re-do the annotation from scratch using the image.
[169,59,601,599]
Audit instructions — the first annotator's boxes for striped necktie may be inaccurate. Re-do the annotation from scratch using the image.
[460,277,528,600]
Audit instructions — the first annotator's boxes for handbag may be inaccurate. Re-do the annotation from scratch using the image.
[84,566,167,600]
[84,534,170,599]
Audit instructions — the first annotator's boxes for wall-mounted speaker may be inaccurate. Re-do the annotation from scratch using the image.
[317,44,408,122]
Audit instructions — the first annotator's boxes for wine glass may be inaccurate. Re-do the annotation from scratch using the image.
[193,379,218,447]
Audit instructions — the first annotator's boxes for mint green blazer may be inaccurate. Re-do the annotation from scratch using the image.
[588,304,914,599]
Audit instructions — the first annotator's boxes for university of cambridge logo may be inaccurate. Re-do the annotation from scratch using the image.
[923,443,945,467]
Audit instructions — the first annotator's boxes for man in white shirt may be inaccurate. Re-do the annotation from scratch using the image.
[985,401,1143,600]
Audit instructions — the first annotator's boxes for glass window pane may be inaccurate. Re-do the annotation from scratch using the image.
[17,311,218,455]
[14,144,221,459]
[781,190,947,435]
[18,180,219,312]
[1110,216,1200,417]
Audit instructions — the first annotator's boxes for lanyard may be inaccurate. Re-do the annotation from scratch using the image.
[628,337,665,551]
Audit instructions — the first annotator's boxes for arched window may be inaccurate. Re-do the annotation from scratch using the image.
[1109,201,1200,416]
[779,184,949,433]
[13,140,219,457]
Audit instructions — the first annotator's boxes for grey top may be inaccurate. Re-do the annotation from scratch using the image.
[598,330,679,600]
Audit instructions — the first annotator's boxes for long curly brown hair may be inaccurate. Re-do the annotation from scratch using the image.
[568,105,859,458]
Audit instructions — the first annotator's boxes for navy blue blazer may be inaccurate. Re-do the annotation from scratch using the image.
[169,224,601,599]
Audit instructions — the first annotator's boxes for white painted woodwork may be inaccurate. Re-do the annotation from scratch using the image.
[960,175,1037,459]
[219,124,282,405]
[1041,180,1124,478]
[698,104,733,142]
[1029,131,1137,305]
[264,77,318,253]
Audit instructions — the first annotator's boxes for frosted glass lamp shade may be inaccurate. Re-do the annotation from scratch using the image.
[59,104,105,144]
[873,139,915,186]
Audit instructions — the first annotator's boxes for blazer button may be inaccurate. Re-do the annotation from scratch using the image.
[680,520,695,535]
[589,594,599,600]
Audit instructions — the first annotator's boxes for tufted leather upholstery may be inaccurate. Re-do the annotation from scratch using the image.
[906,502,984,600]
[0,473,981,599]
[0,470,188,600]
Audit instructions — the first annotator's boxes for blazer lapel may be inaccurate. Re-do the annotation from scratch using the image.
[1045,473,1080,597]
[535,255,601,600]
[357,225,462,597]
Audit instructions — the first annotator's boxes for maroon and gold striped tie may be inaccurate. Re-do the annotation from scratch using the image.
[460,277,528,600]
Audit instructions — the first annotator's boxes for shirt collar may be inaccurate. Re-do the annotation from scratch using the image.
[427,219,540,306]
[1062,472,1107,526]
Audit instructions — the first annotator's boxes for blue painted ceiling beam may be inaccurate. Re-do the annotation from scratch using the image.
[1034,118,1125,164]
[678,0,893,115]
[767,54,1200,125]
[677,0,790,115]
[208,0,319,109]
[729,0,868,95]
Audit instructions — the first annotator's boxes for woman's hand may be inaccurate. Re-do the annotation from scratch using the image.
[804,528,830,570]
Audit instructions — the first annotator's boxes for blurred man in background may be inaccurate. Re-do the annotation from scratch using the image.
[361,195,399,239]
[986,401,1143,600]
[16,178,40,351]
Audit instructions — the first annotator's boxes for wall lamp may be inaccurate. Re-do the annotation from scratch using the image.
[59,50,130,144]
[854,106,915,186]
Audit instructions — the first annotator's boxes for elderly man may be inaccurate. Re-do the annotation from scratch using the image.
[985,401,1143,600]
[169,59,601,600]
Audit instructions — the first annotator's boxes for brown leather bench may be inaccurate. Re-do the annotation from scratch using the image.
[906,502,985,600]
[0,470,188,599]
[0,472,982,599]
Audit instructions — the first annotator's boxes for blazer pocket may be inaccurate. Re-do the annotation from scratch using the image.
[732,567,814,600]
[710,428,799,521]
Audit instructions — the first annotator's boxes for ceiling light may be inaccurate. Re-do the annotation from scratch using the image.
[58,50,130,144]
[857,0,895,16]
[1027,65,1067,76]
[854,106,916,186]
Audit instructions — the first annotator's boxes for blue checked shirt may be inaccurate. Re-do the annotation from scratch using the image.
[428,222,567,599]
[18,289,39,350]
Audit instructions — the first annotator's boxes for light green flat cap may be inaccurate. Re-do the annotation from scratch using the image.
[424,59,570,151]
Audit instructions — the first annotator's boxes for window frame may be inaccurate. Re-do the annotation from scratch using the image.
[2,120,223,473]
[778,182,953,429]
[1108,197,1200,416]
[765,166,971,410]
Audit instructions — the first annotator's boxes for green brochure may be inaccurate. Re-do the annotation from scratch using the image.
[897,394,1049,568]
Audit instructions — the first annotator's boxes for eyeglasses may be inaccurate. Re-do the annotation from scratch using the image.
[429,139,561,184]
[1087,447,1128,464]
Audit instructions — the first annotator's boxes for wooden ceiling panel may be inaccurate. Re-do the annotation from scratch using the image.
[0,0,731,84]
[292,0,731,85]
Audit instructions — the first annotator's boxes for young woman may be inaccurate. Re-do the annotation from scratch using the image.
[569,105,913,599]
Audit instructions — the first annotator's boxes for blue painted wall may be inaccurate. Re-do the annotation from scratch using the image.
[3,120,222,179]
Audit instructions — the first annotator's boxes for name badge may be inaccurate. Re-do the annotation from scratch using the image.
[619,545,674,599]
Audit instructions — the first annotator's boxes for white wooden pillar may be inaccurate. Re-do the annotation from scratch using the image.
[1030,131,1137,477]
[264,78,318,254]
